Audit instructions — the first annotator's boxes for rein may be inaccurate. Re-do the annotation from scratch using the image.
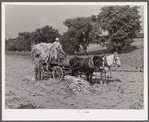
[71,57,85,70]
[81,58,87,67]
[71,57,94,70]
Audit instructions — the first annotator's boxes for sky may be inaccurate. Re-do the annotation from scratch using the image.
[4,4,144,39]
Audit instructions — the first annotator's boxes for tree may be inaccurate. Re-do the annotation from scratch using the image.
[30,25,60,44]
[63,17,93,54]
[15,38,31,51]
[6,25,60,52]
[61,28,80,55]
[90,15,107,46]
[15,32,32,51]
[18,32,31,40]
[97,5,141,52]
[5,38,17,51]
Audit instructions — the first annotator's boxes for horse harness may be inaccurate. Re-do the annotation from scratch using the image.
[72,57,95,70]
[88,56,95,68]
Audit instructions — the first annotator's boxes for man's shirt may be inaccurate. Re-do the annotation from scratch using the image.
[34,57,41,67]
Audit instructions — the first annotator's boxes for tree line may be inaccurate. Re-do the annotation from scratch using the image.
[6,6,142,54]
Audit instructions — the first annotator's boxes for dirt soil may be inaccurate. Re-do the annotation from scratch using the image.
[5,56,144,109]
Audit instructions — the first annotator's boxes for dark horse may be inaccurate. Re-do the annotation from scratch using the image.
[69,54,105,84]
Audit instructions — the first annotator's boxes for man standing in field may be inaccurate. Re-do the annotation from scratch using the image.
[50,37,66,62]
[34,53,42,81]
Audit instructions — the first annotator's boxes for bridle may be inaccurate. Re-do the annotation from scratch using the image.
[113,55,117,65]
[72,57,95,70]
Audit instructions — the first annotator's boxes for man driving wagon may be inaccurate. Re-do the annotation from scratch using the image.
[50,37,66,63]
[33,37,66,81]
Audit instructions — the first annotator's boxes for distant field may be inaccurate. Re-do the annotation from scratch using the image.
[5,51,31,60]
[87,43,106,53]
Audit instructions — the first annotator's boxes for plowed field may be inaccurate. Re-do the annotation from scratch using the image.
[5,56,144,109]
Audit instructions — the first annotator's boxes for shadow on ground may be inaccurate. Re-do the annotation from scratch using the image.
[91,78,122,85]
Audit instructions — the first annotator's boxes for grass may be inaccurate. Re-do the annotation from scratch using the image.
[5,38,144,71]
[5,51,31,60]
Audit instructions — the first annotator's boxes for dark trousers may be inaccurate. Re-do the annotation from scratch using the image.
[34,66,41,81]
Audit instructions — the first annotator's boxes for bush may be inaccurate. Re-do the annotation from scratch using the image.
[97,6,141,53]
[106,39,134,53]
[5,39,17,51]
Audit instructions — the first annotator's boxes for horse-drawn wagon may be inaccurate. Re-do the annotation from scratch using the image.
[37,48,105,84]
[39,49,72,82]
[33,44,121,85]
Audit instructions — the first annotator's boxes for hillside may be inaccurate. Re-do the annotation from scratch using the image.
[86,38,144,71]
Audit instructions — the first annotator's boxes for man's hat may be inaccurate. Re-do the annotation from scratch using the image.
[55,38,60,41]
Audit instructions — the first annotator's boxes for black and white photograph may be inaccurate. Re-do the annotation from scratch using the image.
[2,2,148,121]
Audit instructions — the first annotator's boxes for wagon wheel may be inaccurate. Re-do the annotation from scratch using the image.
[52,66,63,83]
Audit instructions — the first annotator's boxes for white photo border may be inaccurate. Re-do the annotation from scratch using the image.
[2,2,148,121]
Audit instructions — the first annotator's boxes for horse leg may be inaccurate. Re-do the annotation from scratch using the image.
[72,70,76,76]
[86,72,90,83]
[109,67,114,84]
[110,69,112,78]
[89,73,93,85]
[108,67,112,78]
[80,72,82,78]
[104,71,107,86]
[100,71,103,84]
